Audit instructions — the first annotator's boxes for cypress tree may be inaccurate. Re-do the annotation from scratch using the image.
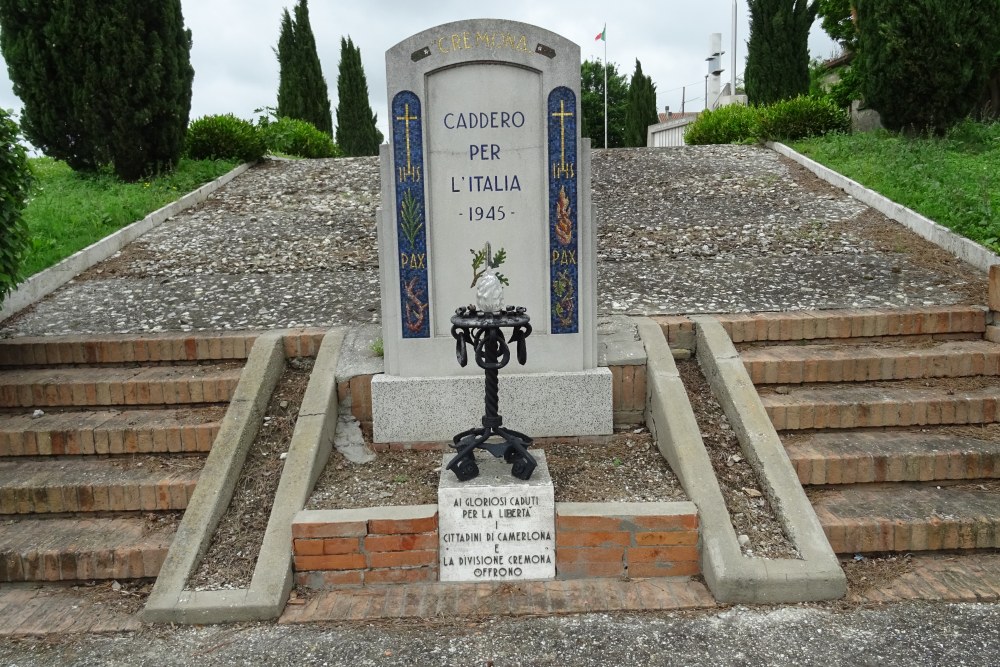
[855,0,1000,134]
[0,0,193,180]
[334,36,382,157]
[624,59,659,147]
[275,10,298,123]
[745,0,819,105]
[275,0,333,135]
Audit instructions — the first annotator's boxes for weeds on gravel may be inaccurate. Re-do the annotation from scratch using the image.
[791,121,1000,253]
[21,157,239,277]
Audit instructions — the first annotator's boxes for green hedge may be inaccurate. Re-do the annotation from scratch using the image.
[685,96,850,145]
[756,96,850,141]
[260,116,341,158]
[186,114,266,163]
[684,104,760,145]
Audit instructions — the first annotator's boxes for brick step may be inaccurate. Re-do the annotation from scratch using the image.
[811,482,1000,553]
[0,407,223,457]
[785,429,1000,485]
[0,330,326,368]
[761,381,1000,430]
[0,456,201,514]
[0,333,259,367]
[0,364,242,408]
[715,306,987,344]
[0,516,176,582]
[742,340,1000,385]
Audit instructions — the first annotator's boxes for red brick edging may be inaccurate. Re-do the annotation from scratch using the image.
[292,502,699,588]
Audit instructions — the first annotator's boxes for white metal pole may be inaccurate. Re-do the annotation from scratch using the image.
[603,32,608,149]
[732,0,738,93]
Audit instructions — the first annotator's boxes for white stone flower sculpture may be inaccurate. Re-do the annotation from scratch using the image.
[476,270,504,313]
[473,242,506,313]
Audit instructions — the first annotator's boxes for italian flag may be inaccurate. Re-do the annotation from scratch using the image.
[595,25,606,41]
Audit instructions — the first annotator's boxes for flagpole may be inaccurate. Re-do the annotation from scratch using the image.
[603,25,608,149]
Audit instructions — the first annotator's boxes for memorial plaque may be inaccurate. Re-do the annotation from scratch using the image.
[437,451,556,582]
[425,64,546,336]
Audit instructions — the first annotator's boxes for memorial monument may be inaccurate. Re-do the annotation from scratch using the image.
[373,19,612,443]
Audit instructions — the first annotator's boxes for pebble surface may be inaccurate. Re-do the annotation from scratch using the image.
[0,146,985,337]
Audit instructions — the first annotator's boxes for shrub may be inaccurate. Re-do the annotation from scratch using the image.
[827,65,862,110]
[0,109,33,305]
[684,104,759,145]
[756,95,850,141]
[185,114,265,163]
[260,116,340,158]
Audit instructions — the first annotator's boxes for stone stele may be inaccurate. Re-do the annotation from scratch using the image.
[373,18,612,443]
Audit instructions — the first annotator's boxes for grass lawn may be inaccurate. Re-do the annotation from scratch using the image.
[22,157,240,277]
[791,121,1000,253]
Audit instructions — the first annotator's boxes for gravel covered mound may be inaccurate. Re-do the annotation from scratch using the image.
[1,146,984,337]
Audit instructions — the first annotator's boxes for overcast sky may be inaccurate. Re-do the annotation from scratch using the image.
[0,1,839,140]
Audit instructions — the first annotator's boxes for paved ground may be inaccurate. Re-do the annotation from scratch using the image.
[0,146,996,664]
[2,594,1000,665]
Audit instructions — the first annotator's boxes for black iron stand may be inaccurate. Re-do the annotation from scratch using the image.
[448,305,534,481]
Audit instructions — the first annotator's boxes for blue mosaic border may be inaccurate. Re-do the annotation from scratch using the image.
[392,91,430,339]
[547,86,579,334]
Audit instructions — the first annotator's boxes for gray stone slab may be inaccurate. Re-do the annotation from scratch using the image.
[371,368,612,442]
[597,315,646,366]
[556,501,698,518]
[438,451,555,582]
[296,505,437,525]
[379,19,597,378]
[335,323,385,381]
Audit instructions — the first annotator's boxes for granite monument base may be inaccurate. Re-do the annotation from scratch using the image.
[371,368,613,443]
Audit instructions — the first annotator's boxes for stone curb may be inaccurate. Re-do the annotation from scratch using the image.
[0,162,253,323]
[142,331,286,623]
[769,141,1000,273]
[693,316,846,602]
[637,316,845,603]
[143,328,346,623]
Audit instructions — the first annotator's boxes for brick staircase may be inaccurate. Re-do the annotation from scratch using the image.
[730,306,1000,555]
[0,335,249,583]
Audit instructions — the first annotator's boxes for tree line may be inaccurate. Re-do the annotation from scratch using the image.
[746,0,1000,134]
[0,0,382,184]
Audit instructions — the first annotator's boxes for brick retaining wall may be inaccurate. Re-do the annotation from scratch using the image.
[292,502,699,588]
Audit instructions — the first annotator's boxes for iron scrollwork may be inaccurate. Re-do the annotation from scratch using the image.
[447,305,535,481]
